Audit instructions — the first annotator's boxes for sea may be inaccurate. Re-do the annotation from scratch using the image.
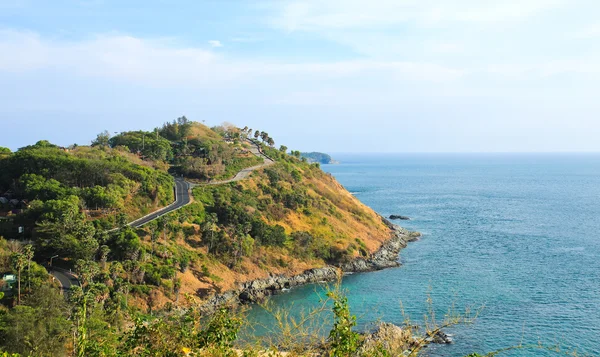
[245,153,600,356]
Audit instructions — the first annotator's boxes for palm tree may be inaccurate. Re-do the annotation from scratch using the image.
[157,217,168,243]
[99,245,110,270]
[75,259,100,288]
[202,213,218,254]
[254,130,260,140]
[10,252,26,304]
[150,229,159,254]
[23,245,34,292]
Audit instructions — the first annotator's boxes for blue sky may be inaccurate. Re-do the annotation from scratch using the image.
[1,0,599,152]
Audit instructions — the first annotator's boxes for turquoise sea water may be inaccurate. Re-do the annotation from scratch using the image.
[246,154,600,356]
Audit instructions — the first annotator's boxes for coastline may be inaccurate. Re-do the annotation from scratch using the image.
[200,218,421,312]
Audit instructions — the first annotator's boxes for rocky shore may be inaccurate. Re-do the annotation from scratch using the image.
[200,222,421,312]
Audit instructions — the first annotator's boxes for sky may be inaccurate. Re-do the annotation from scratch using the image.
[1,0,599,153]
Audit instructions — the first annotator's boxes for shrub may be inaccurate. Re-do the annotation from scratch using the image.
[327,290,360,357]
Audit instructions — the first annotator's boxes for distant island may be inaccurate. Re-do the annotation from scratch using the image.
[301,151,338,164]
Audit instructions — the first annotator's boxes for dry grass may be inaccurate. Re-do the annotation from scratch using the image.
[187,123,223,141]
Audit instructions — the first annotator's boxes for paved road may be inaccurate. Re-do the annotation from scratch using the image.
[128,178,191,228]
[125,140,270,226]
[49,140,272,289]
[105,140,270,231]
[123,140,272,226]
[204,140,275,185]
[50,267,80,292]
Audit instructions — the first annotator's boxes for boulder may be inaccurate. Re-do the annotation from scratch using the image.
[358,322,412,355]
[389,215,410,220]
[428,330,454,344]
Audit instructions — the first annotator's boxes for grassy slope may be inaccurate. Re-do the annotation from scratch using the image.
[131,133,392,307]
[71,146,174,220]
[243,161,390,252]
[0,123,392,310]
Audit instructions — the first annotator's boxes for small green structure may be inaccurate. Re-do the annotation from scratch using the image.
[1,273,16,291]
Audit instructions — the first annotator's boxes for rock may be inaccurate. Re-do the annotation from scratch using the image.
[202,267,341,312]
[389,215,410,220]
[199,226,419,312]
[358,322,412,355]
[407,231,422,242]
[340,228,410,272]
[430,330,453,344]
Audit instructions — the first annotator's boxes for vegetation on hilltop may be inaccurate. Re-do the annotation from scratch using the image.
[0,119,395,356]
[301,152,336,165]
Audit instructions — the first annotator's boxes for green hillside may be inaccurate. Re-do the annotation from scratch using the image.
[0,119,394,357]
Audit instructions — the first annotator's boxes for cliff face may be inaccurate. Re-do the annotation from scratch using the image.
[200,225,419,311]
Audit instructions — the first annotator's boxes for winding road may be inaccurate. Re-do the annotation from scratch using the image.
[50,267,80,294]
[203,140,274,185]
[50,139,273,289]
[127,178,191,228]
[129,139,272,226]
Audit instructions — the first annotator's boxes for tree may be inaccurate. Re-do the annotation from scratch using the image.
[23,245,34,292]
[99,245,110,270]
[267,137,275,147]
[201,213,219,254]
[113,228,141,260]
[19,173,67,201]
[279,145,288,153]
[260,131,268,143]
[150,228,159,254]
[177,116,192,138]
[254,130,260,140]
[0,285,70,356]
[75,259,100,288]
[91,130,111,147]
[10,253,26,304]
[0,146,11,159]
[157,216,169,243]
[35,196,98,260]
[69,282,111,357]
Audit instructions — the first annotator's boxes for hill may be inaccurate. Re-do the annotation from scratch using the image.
[0,119,401,356]
[301,151,337,164]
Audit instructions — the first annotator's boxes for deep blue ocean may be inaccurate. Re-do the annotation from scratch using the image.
[246,154,600,356]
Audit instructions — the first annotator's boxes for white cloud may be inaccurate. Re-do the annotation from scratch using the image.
[208,40,223,47]
[0,30,51,71]
[573,24,600,38]
[269,0,567,32]
[483,59,600,78]
[0,30,225,84]
[0,30,464,86]
[0,27,598,114]
[429,43,463,54]
[230,36,263,43]
[264,0,585,70]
